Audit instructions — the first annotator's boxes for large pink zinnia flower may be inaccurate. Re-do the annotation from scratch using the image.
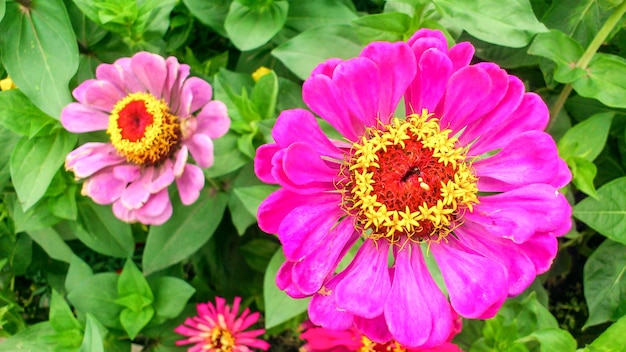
[61,52,229,225]
[174,296,270,352]
[254,29,571,348]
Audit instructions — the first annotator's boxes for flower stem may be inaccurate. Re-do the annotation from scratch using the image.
[548,0,626,128]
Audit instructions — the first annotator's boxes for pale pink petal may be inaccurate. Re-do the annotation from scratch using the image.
[186,133,214,168]
[130,52,167,97]
[96,58,144,93]
[162,56,190,108]
[149,160,175,193]
[175,76,213,116]
[196,100,230,139]
[82,169,125,204]
[66,143,125,179]
[135,189,172,225]
[272,108,344,158]
[176,164,205,205]
[112,164,141,183]
[72,79,125,112]
[112,200,138,223]
[173,146,188,177]
[335,239,391,319]
[431,240,508,319]
[61,103,110,133]
[120,167,154,210]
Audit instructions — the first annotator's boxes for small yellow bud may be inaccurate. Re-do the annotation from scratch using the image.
[0,77,17,91]
[251,66,272,82]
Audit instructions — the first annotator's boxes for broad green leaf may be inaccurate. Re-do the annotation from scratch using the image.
[567,156,598,198]
[542,0,611,47]
[3,233,32,277]
[80,314,107,352]
[73,200,135,258]
[0,126,20,191]
[26,227,74,263]
[272,24,363,80]
[66,255,94,294]
[285,0,357,32]
[558,112,613,162]
[264,249,310,329]
[584,315,626,352]
[0,0,78,118]
[0,90,57,137]
[49,290,82,333]
[574,177,626,245]
[528,30,586,83]
[204,132,251,178]
[182,0,230,36]
[352,12,412,43]
[67,273,123,329]
[120,306,154,340]
[48,183,78,220]
[432,0,548,47]
[239,238,280,272]
[572,53,626,109]
[0,0,4,22]
[118,259,154,302]
[150,277,195,319]
[525,329,576,352]
[0,322,55,352]
[12,198,63,233]
[582,239,626,328]
[142,192,228,275]
[224,1,288,51]
[232,185,277,218]
[10,131,77,211]
[251,71,279,120]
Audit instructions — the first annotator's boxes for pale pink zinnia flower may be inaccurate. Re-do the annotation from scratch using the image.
[174,296,270,352]
[254,29,571,348]
[61,52,229,225]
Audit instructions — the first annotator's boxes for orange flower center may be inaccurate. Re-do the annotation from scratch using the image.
[202,327,235,352]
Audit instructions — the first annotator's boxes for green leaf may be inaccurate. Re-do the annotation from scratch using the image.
[232,185,277,218]
[558,112,613,162]
[73,200,135,258]
[67,273,122,329]
[584,315,626,352]
[0,90,57,137]
[118,259,154,302]
[66,256,94,294]
[10,131,77,211]
[0,322,56,352]
[26,227,74,263]
[432,0,548,48]
[142,192,228,275]
[182,0,230,36]
[567,156,598,198]
[582,239,626,328]
[0,0,5,22]
[120,306,154,340]
[525,329,576,352]
[0,126,20,192]
[204,132,251,178]
[264,249,310,329]
[574,177,626,245]
[285,0,357,32]
[79,314,107,352]
[224,1,288,51]
[150,277,195,319]
[528,29,586,83]
[12,199,62,233]
[0,0,78,118]
[49,290,83,333]
[542,0,611,48]
[251,71,279,120]
[572,53,626,109]
[352,12,412,43]
[272,24,363,80]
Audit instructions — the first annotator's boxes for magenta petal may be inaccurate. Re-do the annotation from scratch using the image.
[254,144,281,184]
[411,49,453,114]
[431,241,508,319]
[308,272,354,330]
[474,131,571,191]
[408,29,448,58]
[281,143,338,185]
[196,100,230,139]
[272,108,344,158]
[310,58,343,77]
[130,52,167,97]
[448,41,474,71]
[186,133,214,168]
[519,232,558,274]
[270,149,333,194]
[354,314,393,344]
[335,239,391,319]
[439,66,492,132]
[176,76,213,116]
[61,103,110,133]
[82,169,125,204]
[384,245,452,348]
[276,261,309,299]
[332,57,381,127]
[278,201,345,261]
[177,164,205,205]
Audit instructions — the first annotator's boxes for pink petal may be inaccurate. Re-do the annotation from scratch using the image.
[82,169,125,204]
[407,29,449,58]
[72,79,125,112]
[308,272,354,330]
[135,189,172,225]
[176,164,205,205]
[149,161,175,193]
[176,77,213,117]
[431,241,508,319]
[96,58,144,93]
[276,261,310,298]
[335,239,391,319]
[196,100,230,139]
[310,58,343,77]
[112,164,141,183]
[186,133,214,168]
[270,149,333,194]
[384,244,452,348]
[354,314,393,344]
[448,42,475,71]
[173,146,188,177]
[438,66,492,132]
[254,144,281,184]
[61,103,110,133]
[120,167,154,210]
[474,131,571,191]
[331,57,380,127]
[281,143,338,185]
[162,56,190,109]
[272,108,344,158]
[66,143,125,179]
[406,49,453,114]
[112,199,138,223]
[519,232,558,273]
[130,52,167,98]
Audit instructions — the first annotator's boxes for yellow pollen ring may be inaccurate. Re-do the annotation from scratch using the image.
[206,327,235,352]
[343,109,479,244]
[107,92,180,165]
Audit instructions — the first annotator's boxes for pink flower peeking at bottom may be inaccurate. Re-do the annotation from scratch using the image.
[174,297,269,352]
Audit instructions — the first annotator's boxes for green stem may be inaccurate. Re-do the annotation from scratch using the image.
[548,0,626,127]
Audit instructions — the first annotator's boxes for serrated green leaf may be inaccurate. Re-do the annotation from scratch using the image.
[73,200,135,258]
[585,315,626,352]
[567,156,599,199]
[150,277,195,319]
[79,314,107,352]
[0,0,78,118]
[574,177,626,245]
[582,239,626,328]
[264,249,310,329]
[67,273,122,329]
[528,29,586,83]
[572,53,626,109]
[10,131,77,211]
[558,112,613,161]
[142,192,228,275]
[120,306,154,340]
[272,24,363,80]
[285,0,357,32]
[0,90,57,137]
[225,1,288,51]
[432,0,547,47]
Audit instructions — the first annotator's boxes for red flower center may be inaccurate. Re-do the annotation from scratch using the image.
[117,100,154,142]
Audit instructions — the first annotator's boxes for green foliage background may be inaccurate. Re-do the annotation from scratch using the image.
[0,0,625,350]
